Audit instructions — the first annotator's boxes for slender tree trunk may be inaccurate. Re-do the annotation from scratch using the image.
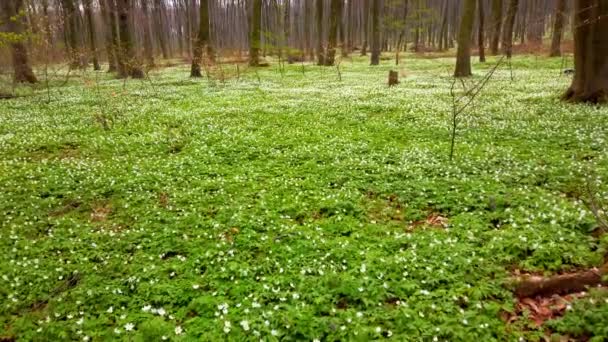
[361,0,369,56]
[284,0,291,59]
[478,0,486,62]
[502,0,519,59]
[490,0,503,55]
[438,0,449,51]
[396,0,409,64]
[305,0,313,59]
[370,0,380,65]
[454,0,476,77]
[526,0,542,45]
[100,0,117,72]
[83,0,101,70]
[563,0,608,104]
[341,0,349,57]
[184,0,193,58]
[550,0,567,57]
[191,0,211,76]
[325,0,341,66]
[154,0,170,59]
[61,0,80,67]
[41,0,53,44]
[1,0,37,83]
[141,0,156,67]
[109,0,123,74]
[316,0,324,65]
[249,0,263,66]
[116,0,144,78]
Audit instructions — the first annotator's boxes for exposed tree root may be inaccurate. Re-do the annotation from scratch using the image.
[513,263,608,298]
[562,87,608,104]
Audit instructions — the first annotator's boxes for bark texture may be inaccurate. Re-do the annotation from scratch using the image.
[249,0,263,66]
[454,0,476,77]
[490,0,502,55]
[191,0,211,77]
[502,0,519,59]
[84,0,101,70]
[478,0,486,63]
[563,0,608,104]
[316,0,324,65]
[550,0,567,57]
[514,263,608,298]
[370,0,380,65]
[325,0,341,66]
[116,0,144,78]
[1,0,38,83]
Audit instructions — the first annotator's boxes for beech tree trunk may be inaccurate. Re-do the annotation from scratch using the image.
[316,0,324,65]
[478,0,486,63]
[249,0,262,66]
[191,0,211,77]
[154,0,170,59]
[563,0,608,104]
[502,0,519,59]
[550,0,567,57]
[454,0,476,77]
[490,0,502,55]
[83,0,100,70]
[107,0,124,75]
[325,0,342,66]
[61,0,80,67]
[100,0,117,72]
[116,0,144,78]
[305,0,313,59]
[370,0,380,65]
[438,0,448,51]
[1,0,37,83]
[361,0,368,56]
[141,0,155,67]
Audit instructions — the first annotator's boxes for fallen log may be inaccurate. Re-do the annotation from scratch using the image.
[513,262,608,298]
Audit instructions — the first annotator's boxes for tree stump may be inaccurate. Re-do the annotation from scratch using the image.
[388,70,399,87]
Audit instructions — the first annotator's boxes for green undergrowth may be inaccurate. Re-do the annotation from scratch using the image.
[1,54,607,341]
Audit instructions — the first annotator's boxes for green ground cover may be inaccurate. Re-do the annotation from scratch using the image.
[1,55,607,341]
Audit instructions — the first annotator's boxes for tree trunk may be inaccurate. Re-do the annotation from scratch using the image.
[438,0,448,51]
[154,0,170,59]
[370,0,380,65]
[502,0,519,59]
[563,0,608,104]
[1,0,37,83]
[490,0,502,55]
[514,262,608,298]
[191,0,211,76]
[325,0,342,66]
[316,0,324,65]
[184,0,193,59]
[305,0,313,59]
[61,0,80,67]
[549,0,567,57]
[141,0,155,67]
[454,0,476,77]
[341,0,349,57]
[116,0,144,78]
[396,0,409,64]
[83,0,101,70]
[249,0,262,66]
[361,0,369,56]
[478,0,486,63]
[284,0,291,60]
[526,0,543,46]
[100,0,117,72]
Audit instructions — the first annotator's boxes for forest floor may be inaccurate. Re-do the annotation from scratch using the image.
[1,55,608,341]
